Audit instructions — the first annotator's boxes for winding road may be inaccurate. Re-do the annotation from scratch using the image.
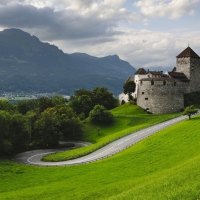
[15,115,189,166]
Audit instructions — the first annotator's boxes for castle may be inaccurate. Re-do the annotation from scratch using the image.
[119,47,200,114]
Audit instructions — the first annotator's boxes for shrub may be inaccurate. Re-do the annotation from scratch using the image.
[89,105,113,125]
[183,105,198,119]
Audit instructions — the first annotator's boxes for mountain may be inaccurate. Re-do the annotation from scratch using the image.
[0,28,135,95]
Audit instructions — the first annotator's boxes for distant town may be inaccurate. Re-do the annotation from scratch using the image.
[0,92,70,101]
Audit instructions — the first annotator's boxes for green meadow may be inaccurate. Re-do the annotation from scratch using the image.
[44,104,179,161]
[0,115,200,199]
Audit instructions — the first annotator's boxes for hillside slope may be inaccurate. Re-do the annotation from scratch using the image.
[0,28,135,95]
[1,109,200,199]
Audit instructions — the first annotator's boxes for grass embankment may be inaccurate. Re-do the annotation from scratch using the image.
[1,116,200,199]
[44,103,180,162]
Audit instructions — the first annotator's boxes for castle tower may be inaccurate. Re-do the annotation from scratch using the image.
[176,47,200,93]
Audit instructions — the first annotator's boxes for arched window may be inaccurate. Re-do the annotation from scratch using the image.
[163,80,166,85]
[151,80,154,85]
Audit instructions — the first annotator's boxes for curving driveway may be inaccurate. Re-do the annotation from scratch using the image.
[15,115,189,166]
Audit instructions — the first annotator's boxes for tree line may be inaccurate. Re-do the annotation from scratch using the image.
[0,88,118,157]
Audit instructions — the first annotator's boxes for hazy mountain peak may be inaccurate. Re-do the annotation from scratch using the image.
[0,28,135,95]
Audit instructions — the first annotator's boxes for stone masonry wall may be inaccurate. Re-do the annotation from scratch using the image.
[137,80,187,114]
[176,57,200,93]
[189,58,200,92]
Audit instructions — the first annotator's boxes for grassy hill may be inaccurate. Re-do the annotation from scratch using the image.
[0,114,200,199]
[44,104,179,161]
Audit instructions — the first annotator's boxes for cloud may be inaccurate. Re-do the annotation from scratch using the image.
[136,0,200,19]
[0,0,138,42]
[0,0,200,69]
[55,28,200,68]
[0,5,113,41]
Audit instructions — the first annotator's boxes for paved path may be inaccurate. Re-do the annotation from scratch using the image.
[15,115,189,166]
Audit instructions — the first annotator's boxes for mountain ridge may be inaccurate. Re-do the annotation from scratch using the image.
[0,28,135,95]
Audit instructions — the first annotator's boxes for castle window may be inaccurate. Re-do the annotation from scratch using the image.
[174,82,176,86]
[151,80,154,85]
[163,80,166,85]
[142,92,144,94]
[145,98,148,100]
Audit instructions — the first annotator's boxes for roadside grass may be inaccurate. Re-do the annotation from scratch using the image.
[43,103,180,161]
[0,116,200,199]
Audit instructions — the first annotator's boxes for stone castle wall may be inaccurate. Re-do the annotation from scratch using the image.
[189,58,200,93]
[137,80,188,114]
[177,57,200,93]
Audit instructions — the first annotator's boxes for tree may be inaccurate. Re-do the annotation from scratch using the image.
[70,94,93,117]
[74,89,92,97]
[123,80,136,102]
[38,97,55,113]
[33,108,60,147]
[53,105,82,140]
[183,105,198,119]
[92,87,118,109]
[17,99,38,114]
[0,111,13,155]
[89,105,113,125]
[0,100,16,112]
[33,105,82,147]
[10,114,31,151]
[70,88,118,118]
[0,111,31,155]
[51,96,68,106]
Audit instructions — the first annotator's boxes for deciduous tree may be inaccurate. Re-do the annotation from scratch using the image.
[123,80,136,102]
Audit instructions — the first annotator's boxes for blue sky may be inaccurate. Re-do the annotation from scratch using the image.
[0,0,200,68]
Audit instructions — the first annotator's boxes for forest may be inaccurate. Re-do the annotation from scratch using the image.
[0,87,118,156]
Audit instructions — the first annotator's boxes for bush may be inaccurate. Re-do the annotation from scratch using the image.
[89,105,113,125]
[183,105,198,119]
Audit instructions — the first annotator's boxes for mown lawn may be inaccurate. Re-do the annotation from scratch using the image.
[1,115,200,199]
[44,103,180,161]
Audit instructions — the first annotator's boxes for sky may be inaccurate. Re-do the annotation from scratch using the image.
[0,0,200,68]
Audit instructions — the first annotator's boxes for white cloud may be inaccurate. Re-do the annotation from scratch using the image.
[54,28,200,68]
[0,0,200,69]
[136,0,200,19]
[0,0,139,42]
